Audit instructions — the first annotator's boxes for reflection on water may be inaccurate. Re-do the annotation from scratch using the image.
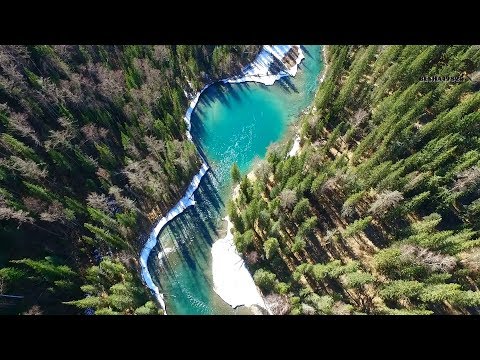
[148,46,324,315]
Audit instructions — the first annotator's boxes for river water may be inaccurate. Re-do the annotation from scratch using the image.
[147,45,324,314]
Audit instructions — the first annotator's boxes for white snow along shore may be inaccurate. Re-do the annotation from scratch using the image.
[140,45,305,315]
[211,217,269,311]
[287,134,301,157]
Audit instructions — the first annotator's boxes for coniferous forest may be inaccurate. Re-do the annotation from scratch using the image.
[0,45,260,314]
[2,44,480,316]
[230,45,480,315]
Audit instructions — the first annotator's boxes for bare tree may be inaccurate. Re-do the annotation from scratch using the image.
[40,77,62,106]
[139,115,155,131]
[245,251,260,266]
[8,112,40,146]
[81,124,108,143]
[96,167,111,183]
[8,156,48,180]
[279,188,297,210]
[452,166,480,193]
[400,244,456,273]
[40,200,66,223]
[60,74,83,105]
[301,303,316,315]
[174,157,190,173]
[23,305,43,315]
[331,301,354,315]
[0,47,27,89]
[349,108,369,128]
[45,118,76,150]
[254,161,272,183]
[305,149,323,170]
[368,190,404,215]
[324,228,340,245]
[125,143,142,161]
[144,135,165,160]
[321,171,348,195]
[96,65,125,101]
[265,293,291,315]
[109,186,137,212]
[86,192,111,214]
[52,45,74,60]
[404,171,427,191]
[459,248,480,274]
[266,142,283,159]
[152,45,170,64]
[341,203,355,218]
[124,161,149,192]
[0,205,34,227]
[23,196,47,214]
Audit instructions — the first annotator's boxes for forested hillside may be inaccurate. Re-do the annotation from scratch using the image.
[0,45,260,314]
[230,45,480,314]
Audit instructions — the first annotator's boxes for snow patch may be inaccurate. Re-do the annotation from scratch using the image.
[224,45,304,86]
[211,217,268,311]
[139,162,209,314]
[157,247,175,261]
[287,134,301,157]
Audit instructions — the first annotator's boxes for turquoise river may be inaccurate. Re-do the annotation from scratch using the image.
[148,45,324,314]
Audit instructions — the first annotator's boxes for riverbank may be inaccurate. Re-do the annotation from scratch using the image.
[140,45,306,314]
[285,45,329,158]
[211,216,269,311]
[227,46,329,313]
[209,48,328,313]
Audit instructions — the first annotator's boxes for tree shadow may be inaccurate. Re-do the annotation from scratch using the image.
[301,45,311,58]
[277,75,299,93]
[147,169,227,297]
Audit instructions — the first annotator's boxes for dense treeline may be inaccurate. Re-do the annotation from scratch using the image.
[230,45,480,314]
[0,45,260,314]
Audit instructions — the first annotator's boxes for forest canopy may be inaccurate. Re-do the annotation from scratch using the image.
[0,45,260,314]
[230,45,480,315]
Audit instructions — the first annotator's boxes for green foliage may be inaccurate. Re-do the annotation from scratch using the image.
[305,293,334,314]
[298,216,317,237]
[230,45,480,314]
[66,258,155,315]
[419,283,462,303]
[0,45,261,313]
[84,223,129,250]
[381,307,434,315]
[134,301,159,315]
[0,267,27,283]
[312,260,359,281]
[291,236,306,253]
[12,257,77,281]
[234,230,254,254]
[1,134,37,160]
[264,238,280,260]
[292,198,310,222]
[341,271,375,288]
[231,162,241,184]
[342,216,373,238]
[275,282,290,295]
[379,280,424,301]
[253,268,277,293]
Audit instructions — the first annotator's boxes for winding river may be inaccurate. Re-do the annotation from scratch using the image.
[147,45,324,314]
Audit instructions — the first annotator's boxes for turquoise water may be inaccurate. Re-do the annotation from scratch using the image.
[148,45,324,314]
